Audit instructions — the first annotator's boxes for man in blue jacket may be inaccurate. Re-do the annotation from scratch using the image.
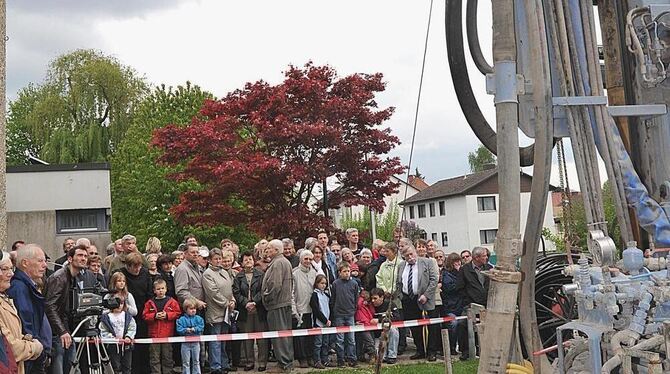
[8,244,52,374]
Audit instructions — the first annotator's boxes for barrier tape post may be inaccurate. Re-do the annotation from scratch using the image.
[75,315,466,345]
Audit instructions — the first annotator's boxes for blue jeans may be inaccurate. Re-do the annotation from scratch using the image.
[313,334,330,364]
[385,327,399,359]
[208,322,230,370]
[50,336,75,374]
[333,316,356,363]
[181,342,201,374]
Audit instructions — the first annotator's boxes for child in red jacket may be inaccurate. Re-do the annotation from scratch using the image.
[354,290,376,363]
[143,278,181,374]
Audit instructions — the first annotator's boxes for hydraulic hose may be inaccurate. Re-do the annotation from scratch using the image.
[466,0,494,75]
[446,0,537,167]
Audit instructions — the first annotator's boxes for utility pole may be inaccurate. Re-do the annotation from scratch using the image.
[0,0,7,252]
[477,0,523,372]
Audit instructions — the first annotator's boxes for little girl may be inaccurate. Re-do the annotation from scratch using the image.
[106,272,138,316]
[309,274,331,369]
[100,293,137,374]
[176,298,205,374]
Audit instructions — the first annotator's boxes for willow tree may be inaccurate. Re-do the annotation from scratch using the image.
[7,49,147,165]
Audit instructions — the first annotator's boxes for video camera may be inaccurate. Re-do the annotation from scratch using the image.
[71,287,120,318]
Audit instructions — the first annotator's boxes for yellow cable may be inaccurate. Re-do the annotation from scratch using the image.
[506,369,532,374]
[506,363,533,374]
[523,360,533,370]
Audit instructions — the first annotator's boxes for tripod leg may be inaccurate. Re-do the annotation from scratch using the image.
[69,339,87,374]
[98,341,115,374]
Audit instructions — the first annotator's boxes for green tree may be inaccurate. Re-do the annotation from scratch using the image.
[7,49,148,165]
[339,203,401,247]
[110,82,257,251]
[467,144,497,172]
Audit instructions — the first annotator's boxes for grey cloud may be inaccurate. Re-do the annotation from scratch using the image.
[9,0,190,19]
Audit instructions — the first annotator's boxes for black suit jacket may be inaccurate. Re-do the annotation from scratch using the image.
[455,261,492,307]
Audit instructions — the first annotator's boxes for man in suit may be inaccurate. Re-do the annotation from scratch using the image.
[454,246,492,360]
[395,245,439,361]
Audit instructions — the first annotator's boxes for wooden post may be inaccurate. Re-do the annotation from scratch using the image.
[442,328,453,374]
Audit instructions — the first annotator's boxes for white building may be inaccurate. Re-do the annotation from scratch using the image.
[329,175,425,228]
[400,168,556,254]
[7,163,112,260]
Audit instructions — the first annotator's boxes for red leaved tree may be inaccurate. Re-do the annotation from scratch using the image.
[151,63,404,239]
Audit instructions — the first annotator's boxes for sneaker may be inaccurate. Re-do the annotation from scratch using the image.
[347,360,358,367]
[337,361,346,368]
[383,358,397,364]
[313,362,325,369]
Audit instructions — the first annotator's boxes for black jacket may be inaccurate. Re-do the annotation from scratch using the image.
[232,269,266,322]
[454,262,492,307]
[45,267,101,337]
[441,268,464,315]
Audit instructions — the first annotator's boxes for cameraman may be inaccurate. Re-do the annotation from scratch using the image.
[45,244,101,374]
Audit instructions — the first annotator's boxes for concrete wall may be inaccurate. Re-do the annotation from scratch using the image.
[8,211,111,261]
[7,169,111,212]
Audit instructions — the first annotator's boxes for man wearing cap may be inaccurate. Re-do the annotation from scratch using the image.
[197,247,210,273]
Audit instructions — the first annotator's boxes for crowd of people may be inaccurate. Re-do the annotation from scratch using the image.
[0,228,493,374]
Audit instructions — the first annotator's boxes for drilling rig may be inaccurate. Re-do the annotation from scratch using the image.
[446,0,670,373]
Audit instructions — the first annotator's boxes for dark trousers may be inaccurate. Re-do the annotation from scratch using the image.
[132,320,149,374]
[240,312,268,368]
[402,297,440,355]
[293,313,313,361]
[355,331,375,359]
[108,346,133,374]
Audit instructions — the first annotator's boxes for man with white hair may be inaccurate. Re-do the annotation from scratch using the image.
[8,244,51,374]
[261,239,294,372]
[108,234,147,274]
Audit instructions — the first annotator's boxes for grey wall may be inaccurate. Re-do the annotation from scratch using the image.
[8,210,111,263]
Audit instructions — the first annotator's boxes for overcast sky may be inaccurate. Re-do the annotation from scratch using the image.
[7,0,603,188]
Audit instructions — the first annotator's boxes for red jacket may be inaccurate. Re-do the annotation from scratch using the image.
[143,296,181,338]
[355,296,375,325]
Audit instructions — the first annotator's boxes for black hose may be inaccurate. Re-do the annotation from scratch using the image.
[466,0,494,75]
[445,0,536,166]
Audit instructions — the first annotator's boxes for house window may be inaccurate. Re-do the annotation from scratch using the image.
[480,229,498,245]
[441,232,449,247]
[477,196,497,212]
[431,233,438,242]
[429,203,436,217]
[56,209,110,234]
[409,206,415,219]
[439,201,445,216]
[418,204,426,218]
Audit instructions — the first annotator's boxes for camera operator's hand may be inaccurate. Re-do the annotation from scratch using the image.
[60,332,72,349]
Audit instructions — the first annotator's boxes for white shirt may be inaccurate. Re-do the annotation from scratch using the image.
[312,260,325,276]
[401,261,419,295]
[107,311,126,338]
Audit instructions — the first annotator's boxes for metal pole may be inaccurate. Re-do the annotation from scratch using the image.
[323,179,328,218]
[0,0,6,252]
[370,208,377,242]
[477,0,522,371]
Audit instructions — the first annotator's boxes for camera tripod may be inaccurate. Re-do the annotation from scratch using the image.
[68,316,115,374]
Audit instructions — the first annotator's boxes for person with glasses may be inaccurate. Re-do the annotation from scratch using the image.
[460,250,472,264]
[0,251,44,374]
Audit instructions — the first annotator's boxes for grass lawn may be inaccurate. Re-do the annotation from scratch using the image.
[308,360,479,374]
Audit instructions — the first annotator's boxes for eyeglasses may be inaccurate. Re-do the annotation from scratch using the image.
[0,266,14,275]
[461,255,471,259]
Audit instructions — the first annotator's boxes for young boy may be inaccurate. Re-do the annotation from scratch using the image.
[100,294,137,374]
[370,288,401,364]
[143,279,182,374]
[355,290,376,363]
[176,298,204,374]
[330,261,360,367]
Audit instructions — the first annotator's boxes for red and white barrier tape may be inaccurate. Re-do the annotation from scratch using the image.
[78,315,466,344]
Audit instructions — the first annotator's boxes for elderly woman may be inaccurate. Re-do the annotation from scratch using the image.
[0,251,43,374]
[292,250,317,368]
[202,248,236,373]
